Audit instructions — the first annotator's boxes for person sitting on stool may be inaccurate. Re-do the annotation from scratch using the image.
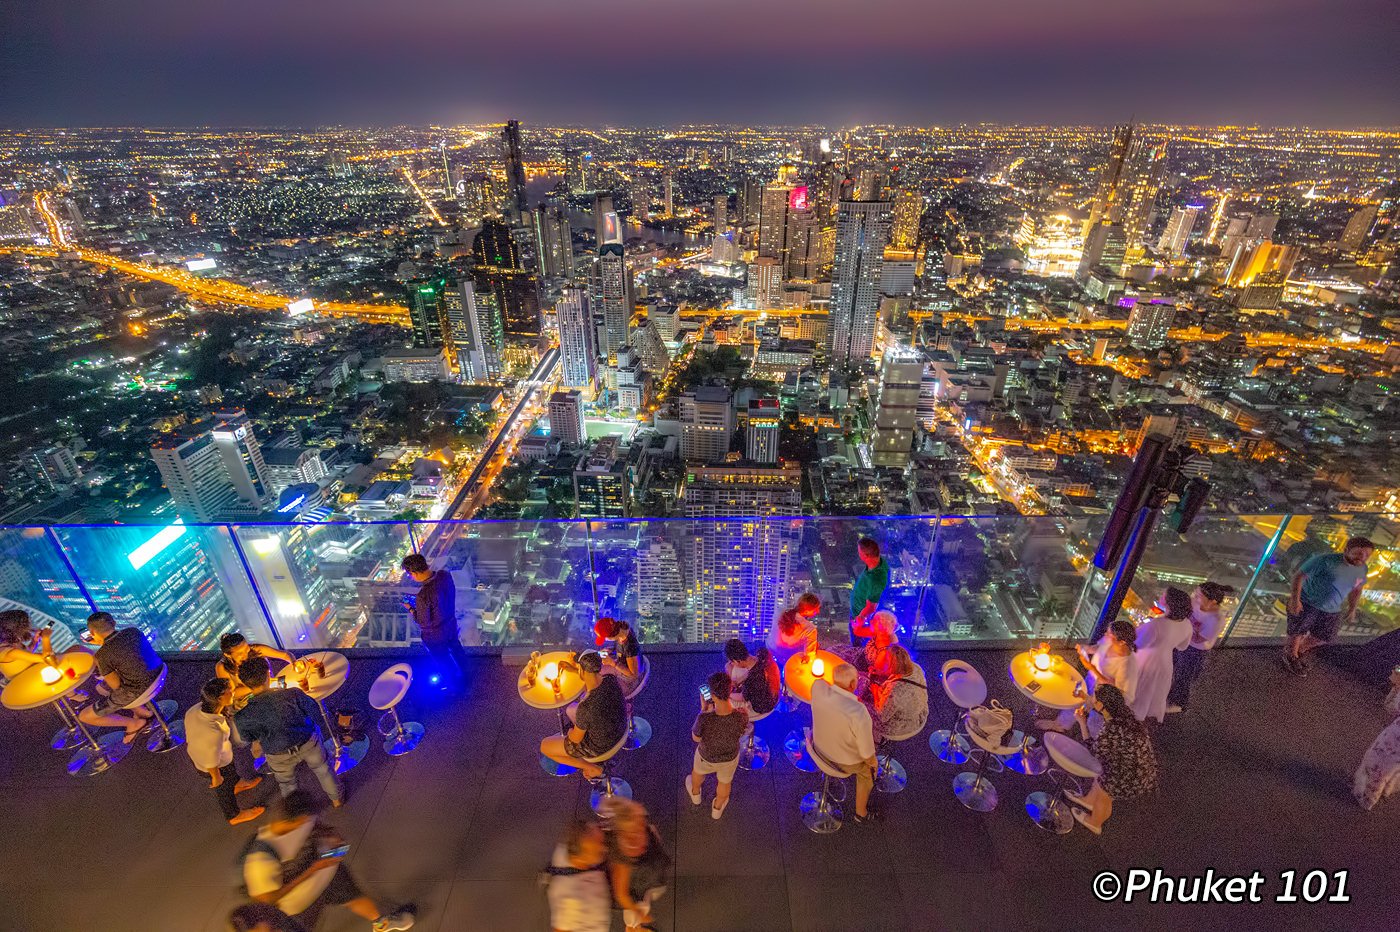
[811,662,878,825]
[539,651,628,782]
[77,612,159,745]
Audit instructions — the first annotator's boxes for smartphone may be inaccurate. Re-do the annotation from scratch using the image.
[699,684,712,704]
[318,844,350,860]
[273,675,288,688]
[599,649,611,660]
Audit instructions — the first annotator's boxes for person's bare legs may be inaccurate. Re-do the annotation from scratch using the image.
[714,777,732,809]
[78,706,146,740]
[854,763,874,817]
[345,896,385,921]
[540,736,600,779]
[686,767,704,803]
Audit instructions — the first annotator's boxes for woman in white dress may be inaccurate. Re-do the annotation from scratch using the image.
[1130,588,1194,723]
[1039,618,1140,734]
[1354,668,1400,810]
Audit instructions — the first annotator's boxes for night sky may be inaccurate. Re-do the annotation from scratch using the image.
[3,0,1398,127]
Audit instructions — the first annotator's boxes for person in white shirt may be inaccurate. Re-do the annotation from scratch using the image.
[1131,588,1194,723]
[1167,582,1235,713]
[184,678,264,825]
[810,663,878,824]
[544,819,611,932]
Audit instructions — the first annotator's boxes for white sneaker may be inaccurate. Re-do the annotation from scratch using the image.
[1165,704,1183,715]
[685,775,701,805]
[712,796,729,820]
[373,911,415,931]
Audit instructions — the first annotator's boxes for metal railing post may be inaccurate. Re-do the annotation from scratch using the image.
[44,527,99,614]
[227,524,286,650]
[1219,514,1292,646]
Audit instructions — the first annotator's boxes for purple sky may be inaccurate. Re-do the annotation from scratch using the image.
[3,0,1398,127]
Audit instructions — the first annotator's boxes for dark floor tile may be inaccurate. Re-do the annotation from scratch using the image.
[673,874,791,931]
[786,872,909,932]
[437,880,551,932]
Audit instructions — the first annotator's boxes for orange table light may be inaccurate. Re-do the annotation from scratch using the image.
[40,665,62,685]
[811,657,825,678]
[1032,641,1052,672]
[542,661,559,683]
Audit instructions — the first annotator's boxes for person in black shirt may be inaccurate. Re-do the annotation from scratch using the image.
[540,651,628,780]
[234,656,342,806]
[215,631,294,703]
[401,553,469,693]
[593,617,642,692]
[78,611,159,742]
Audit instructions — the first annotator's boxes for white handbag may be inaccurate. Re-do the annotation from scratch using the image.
[966,700,1014,748]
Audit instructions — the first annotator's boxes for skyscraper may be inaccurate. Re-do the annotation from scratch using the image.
[566,148,591,194]
[713,194,727,234]
[471,217,540,338]
[828,197,893,366]
[501,120,528,224]
[1084,124,1134,234]
[889,188,923,251]
[151,410,272,521]
[594,243,631,363]
[662,173,675,217]
[744,257,783,309]
[1157,206,1202,257]
[745,398,780,463]
[870,348,924,468]
[556,288,598,390]
[1339,204,1379,252]
[679,386,734,463]
[1084,124,1165,264]
[1125,300,1177,349]
[442,279,503,380]
[548,390,587,446]
[404,274,448,349]
[1076,222,1126,282]
[758,167,800,263]
[23,445,82,491]
[594,192,620,247]
[532,201,574,280]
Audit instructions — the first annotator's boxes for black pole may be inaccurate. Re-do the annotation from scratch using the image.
[1090,502,1160,643]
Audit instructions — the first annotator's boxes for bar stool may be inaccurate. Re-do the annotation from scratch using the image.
[1027,731,1102,834]
[584,727,632,812]
[875,719,926,794]
[622,656,652,750]
[121,665,184,753]
[953,718,1019,812]
[930,660,985,765]
[370,663,424,757]
[801,732,852,834]
[738,704,774,770]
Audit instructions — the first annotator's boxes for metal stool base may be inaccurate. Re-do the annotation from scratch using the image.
[146,719,185,753]
[540,751,578,777]
[70,730,131,777]
[875,755,907,794]
[800,790,843,833]
[1001,732,1050,776]
[383,722,425,757]
[784,730,816,772]
[624,716,652,750]
[590,777,632,812]
[51,725,83,751]
[1025,790,1074,834]
[953,770,998,812]
[739,734,770,771]
[326,736,368,775]
[930,730,971,765]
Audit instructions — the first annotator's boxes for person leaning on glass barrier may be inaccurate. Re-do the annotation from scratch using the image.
[215,632,294,704]
[400,552,469,693]
[767,593,820,667]
[848,537,890,647]
[185,677,265,825]
[1066,683,1159,835]
[1285,536,1374,675]
[77,611,160,742]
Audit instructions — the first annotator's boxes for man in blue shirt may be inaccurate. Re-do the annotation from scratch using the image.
[1285,536,1374,674]
[235,656,342,806]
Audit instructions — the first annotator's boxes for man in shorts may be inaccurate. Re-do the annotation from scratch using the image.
[1285,536,1373,674]
[77,611,160,743]
[686,671,749,819]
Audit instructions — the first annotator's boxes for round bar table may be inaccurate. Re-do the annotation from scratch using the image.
[517,650,587,776]
[2,653,124,777]
[1006,650,1086,775]
[780,649,843,773]
[295,651,367,775]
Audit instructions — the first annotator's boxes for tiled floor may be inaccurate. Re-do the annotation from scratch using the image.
[2,642,1397,931]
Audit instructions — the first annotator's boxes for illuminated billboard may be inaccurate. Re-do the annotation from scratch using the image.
[601,211,622,246]
[185,258,217,272]
[788,186,809,212]
[287,298,315,315]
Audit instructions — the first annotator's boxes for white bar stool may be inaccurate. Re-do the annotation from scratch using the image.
[737,705,773,770]
[800,731,852,834]
[622,656,652,750]
[1027,731,1102,834]
[930,660,986,765]
[584,727,632,812]
[121,664,184,753]
[954,718,1020,812]
[370,663,424,756]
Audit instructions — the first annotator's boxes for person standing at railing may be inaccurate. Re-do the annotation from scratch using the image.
[1284,537,1374,676]
[400,553,469,693]
[848,537,890,648]
[1166,581,1235,714]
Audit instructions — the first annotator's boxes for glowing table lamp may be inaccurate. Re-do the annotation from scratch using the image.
[811,657,825,678]
[40,665,63,685]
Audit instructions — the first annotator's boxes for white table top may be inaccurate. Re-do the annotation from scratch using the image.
[1008,650,1086,710]
[782,649,844,705]
[1,652,95,711]
[517,650,586,710]
[287,651,348,701]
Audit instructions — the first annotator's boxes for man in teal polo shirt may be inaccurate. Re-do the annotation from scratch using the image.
[849,537,890,647]
[1285,536,1373,674]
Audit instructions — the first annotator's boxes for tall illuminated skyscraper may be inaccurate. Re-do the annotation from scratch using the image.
[680,386,734,464]
[889,189,923,251]
[745,398,780,463]
[532,201,574,280]
[1085,124,1134,234]
[713,194,727,234]
[443,279,503,380]
[870,348,924,468]
[404,274,448,349]
[1125,299,1177,349]
[1083,124,1164,265]
[151,409,272,521]
[828,197,893,366]
[1157,206,1202,257]
[501,120,528,224]
[1076,222,1126,282]
[593,243,631,363]
[758,166,800,264]
[1339,204,1378,252]
[548,390,587,446]
[471,217,540,338]
[557,288,598,390]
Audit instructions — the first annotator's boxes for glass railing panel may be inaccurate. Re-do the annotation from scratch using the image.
[50,523,270,652]
[0,526,93,649]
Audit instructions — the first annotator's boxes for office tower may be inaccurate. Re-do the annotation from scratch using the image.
[739,177,762,227]
[632,320,671,374]
[573,435,630,517]
[889,189,923,251]
[870,348,924,468]
[471,217,540,338]
[651,303,679,343]
[532,201,574,280]
[404,275,448,348]
[682,465,802,641]
[594,243,631,362]
[614,345,650,410]
[1085,124,1134,233]
[1084,124,1164,260]
[745,398,780,463]
[556,288,598,390]
[744,257,783,309]
[23,445,83,490]
[594,192,619,247]
[1157,206,1202,257]
[636,536,683,618]
[679,386,734,463]
[711,232,740,264]
[1339,204,1379,252]
[501,120,528,224]
[784,205,822,281]
[828,198,893,366]
[758,167,801,263]
[566,148,591,194]
[662,174,675,217]
[151,410,272,521]
[549,390,587,446]
[1125,299,1177,349]
[1076,222,1126,282]
[713,194,727,233]
[1226,241,1299,288]
[443,279,503,380]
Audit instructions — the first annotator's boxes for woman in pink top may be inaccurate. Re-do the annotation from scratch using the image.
[767,593,820,667]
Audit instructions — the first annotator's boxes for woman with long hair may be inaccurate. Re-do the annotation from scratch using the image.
[1066,683,1159,834]
[600,797,669,932]
[1130,588,1194,722]
[1041,618,1140,734]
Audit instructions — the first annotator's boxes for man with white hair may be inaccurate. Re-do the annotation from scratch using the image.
[810,662,878,824]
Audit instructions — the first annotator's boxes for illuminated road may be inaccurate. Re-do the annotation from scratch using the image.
[422,346,561,559]
[400,167,448,227]
[33,193,72,247]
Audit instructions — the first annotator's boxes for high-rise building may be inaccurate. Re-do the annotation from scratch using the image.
[650,303,680,343]
[870,348,924,468]
[636,536,683,618]
[679,386,734,463]
[682,465,802,641]
[501,120,528,224]
[443,279,503,380]
[566,148,591,194]
[573,436,630,517]
[1076,222,1127,282]
[828,198,893,366]
[151,409,272,521]
[614,345,650,410]
[23,445,82,490]
[1157,206,1202,257]
[1339,204,1379,252]
[745,398,780,463]
[594,192,619,247]
[784,206,823,281]
[1226,241,1299,288]
[594,243,631,363]
[889,189,923,251]
[548,390,587,447]
[1084,124,1164,263]
[532,201,574,280]
[556,288,598,390]
[632,320,671,375]
[739,177,762,228]
[758,167,800,263]
[744,257,783,309]
[1125,299,1177,349]
[662,174,675,217]
[404,275,449,349]
[1085,124,1134,234]
[713,194,727,234]
[471,217,540,338]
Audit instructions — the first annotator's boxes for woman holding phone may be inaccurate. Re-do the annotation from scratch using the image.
[686,671,748,819]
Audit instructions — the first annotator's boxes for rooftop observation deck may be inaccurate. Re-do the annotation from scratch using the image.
[3,641,1397,932]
